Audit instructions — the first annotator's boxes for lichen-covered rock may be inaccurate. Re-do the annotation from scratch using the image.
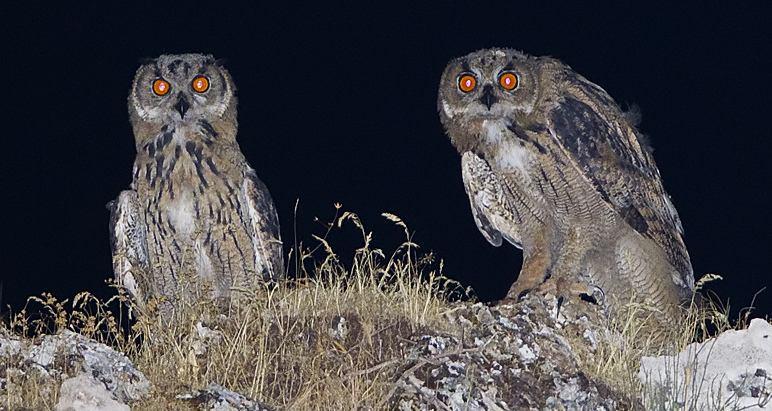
[390,294,636,410]
[176,383,274,410]
[0,329,150,406]
[639,318,772,410]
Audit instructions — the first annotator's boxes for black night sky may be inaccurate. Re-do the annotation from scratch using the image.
[3,3,771,318]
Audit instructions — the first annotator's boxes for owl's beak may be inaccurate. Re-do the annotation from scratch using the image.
[175,95,190,118]
[480,85,497,110]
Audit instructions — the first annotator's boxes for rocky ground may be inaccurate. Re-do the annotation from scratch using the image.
[1,292,769,410]
[389,295,634,410]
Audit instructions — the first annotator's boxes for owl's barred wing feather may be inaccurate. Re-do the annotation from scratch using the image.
[107,190,150,301]
[461,151,523,249]
[462,153,503,247]
[546,89,693,288]
[241,170,284,281]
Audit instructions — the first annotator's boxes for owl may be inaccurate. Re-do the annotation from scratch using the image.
[437,48,695,316]
[108,53,284,315]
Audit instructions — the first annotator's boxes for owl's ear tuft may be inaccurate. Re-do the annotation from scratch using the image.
[636,132,654,154]
[138,57,158,66]
[214,58,229,67]
[622,103,654,153]
[622,103,643,127]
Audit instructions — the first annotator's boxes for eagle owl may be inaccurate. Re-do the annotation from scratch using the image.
[438,48,695,315]
[109,54,284,314]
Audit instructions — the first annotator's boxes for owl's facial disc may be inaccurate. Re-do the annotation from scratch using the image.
[130,54,235,127]
[444,70,517,122]
[437,48,542,152]
[437,49,541,151]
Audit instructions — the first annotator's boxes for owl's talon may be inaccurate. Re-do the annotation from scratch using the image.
[504,279,540,302]
[579,285,605,306]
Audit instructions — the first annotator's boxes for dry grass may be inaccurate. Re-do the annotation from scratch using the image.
[0,207,762,410]
[2,208,461,410]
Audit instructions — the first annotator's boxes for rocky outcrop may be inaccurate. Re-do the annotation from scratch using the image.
[391,295,636,410]
[639,318,772,410]
[4,295,769,410]
[0,329,150,409]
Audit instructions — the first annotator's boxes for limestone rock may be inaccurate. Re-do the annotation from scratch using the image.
[0,329,150,406]
[55,374,130,411]
[639,318,772,409]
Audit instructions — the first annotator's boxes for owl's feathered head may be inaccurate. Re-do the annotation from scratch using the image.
[128,53,237,143]
[437,48,550,152]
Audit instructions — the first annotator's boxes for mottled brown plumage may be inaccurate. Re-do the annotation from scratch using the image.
[109,54,283,315]
[438,49,695,316]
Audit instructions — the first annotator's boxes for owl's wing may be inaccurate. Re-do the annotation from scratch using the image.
[107,190,150,302]
[241,169,285,281]
[545,91,693,288]
[461,151,522,249]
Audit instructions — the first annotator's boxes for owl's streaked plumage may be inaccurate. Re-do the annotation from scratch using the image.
[108,53,284,315]
[438,48,695,315]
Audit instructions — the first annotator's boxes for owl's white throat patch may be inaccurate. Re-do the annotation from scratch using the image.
[482,120,506,143]
[483,119,532,173]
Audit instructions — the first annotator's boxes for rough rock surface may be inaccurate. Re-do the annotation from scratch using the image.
[55,374,130,411]
[177,383,274,410]
[639,318,772,410]
[390,294,637,410]
[7,294,769,410]
[0,329,150,407]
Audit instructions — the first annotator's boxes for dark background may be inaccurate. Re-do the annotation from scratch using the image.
[3,3,771,318]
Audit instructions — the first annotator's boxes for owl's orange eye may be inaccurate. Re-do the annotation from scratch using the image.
[191,75,210,93]
[152,79,171,96]
[458,74,477,93]
[498,72,519,90]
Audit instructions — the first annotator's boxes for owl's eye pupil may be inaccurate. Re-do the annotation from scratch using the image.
[152,78,171,96]
[458,74,477,93]
[192,75,210,93]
